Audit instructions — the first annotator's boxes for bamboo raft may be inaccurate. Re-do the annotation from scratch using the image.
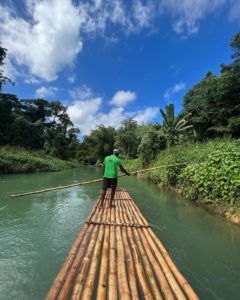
[46,189,199,300]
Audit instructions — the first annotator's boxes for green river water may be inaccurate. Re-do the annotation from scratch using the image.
[0,167,240,300]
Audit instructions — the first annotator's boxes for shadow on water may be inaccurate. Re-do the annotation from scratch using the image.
[0,167,240,300]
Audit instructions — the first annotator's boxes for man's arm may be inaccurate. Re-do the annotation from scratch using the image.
[119,164,131,176]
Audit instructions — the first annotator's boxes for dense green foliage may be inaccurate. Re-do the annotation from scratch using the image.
[179,141,240,206]
[138,124,166,166]
[125,139,240,210]
[77,125,116,164]
[115,119,140,158]
[0,94,80,160]
[0,146,76,173]
[183,32,240,140]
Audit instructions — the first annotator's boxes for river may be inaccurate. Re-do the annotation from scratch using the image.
[0,167,240,300]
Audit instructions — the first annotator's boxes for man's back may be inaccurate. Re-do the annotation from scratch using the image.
[103,154,122,178]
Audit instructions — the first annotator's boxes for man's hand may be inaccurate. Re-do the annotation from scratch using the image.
[119,164,131,176]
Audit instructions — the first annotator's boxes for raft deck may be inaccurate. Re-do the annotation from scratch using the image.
[46,189,199,300]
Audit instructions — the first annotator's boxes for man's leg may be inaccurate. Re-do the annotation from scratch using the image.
[110,188,116,207]
[110,178,117,207]
[99,189,107,207]
[99,177,109,207]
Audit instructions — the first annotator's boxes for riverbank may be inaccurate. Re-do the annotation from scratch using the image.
[0,146,78,174]
[124,139,240,225]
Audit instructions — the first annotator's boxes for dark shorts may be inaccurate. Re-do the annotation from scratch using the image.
[102,177,118,190]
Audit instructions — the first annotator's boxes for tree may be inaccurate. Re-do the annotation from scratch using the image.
[138,124,167,166]
[230,32,240,62]
[160,104,193,147]
[0,93,19,145]
[116,118,140,158]
[0,94,80,159]
[77,125,116,163]
[183,32,240,139]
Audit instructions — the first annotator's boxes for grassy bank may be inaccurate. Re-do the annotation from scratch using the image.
[0,146,77,174]
[124,139,240,220]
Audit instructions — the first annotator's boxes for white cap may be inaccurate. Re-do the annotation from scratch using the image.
[113,149,120,155]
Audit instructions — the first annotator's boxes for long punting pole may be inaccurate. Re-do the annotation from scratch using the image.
[45,189,199,300]
[10,163,185,198]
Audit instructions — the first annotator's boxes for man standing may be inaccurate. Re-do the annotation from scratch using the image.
[99,149,130,207]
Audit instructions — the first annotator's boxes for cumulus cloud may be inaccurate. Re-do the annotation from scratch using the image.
[0,0,82,81]
[110,90,136,107]
[164,81,186,100]
[67,97,103,134]
[67,91,158,135]
[133,107,159,124]
[35,86,58,98]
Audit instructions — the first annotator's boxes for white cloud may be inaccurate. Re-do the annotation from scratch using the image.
[67,91,158,135]
[0,0,83,81]
[132,107,159,124]
[132,0,155,30]
[164,81,186,100]
[160,0,226,35]
[0,1,160,82]
[172,82,186,93]
[110,90,136,107]
[67,97,103,135]
[69,85,93,100]
[1,0,238,84]
[35,86,58,98]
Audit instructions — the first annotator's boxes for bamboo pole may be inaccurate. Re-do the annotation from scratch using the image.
[57,207,104,300]
[80,224,106,299]
[10,163,185,198]
[46,200,100,300]
[115,201,131,300]
[119,197,140,299]
[96,215,110,299]
[108,204,118,300]
[71,207,108,299]
[128,194,199,300]
[147,229,199,300]
[127,199,187,300]
[124,200,165,300]
[122,199,154,300]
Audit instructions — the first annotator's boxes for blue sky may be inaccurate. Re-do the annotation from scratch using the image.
[0,0,239,135]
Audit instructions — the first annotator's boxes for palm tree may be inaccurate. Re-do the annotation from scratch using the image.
[160,104,193,148]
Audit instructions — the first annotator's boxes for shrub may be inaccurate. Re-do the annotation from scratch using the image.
[179,140,240,205]
[0,146,76,173]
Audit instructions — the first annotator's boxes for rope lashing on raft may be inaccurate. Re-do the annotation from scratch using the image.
[10,163,186,198]
[85,220,150,228]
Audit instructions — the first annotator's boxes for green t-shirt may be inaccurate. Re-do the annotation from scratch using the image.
[103,155,122,178]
